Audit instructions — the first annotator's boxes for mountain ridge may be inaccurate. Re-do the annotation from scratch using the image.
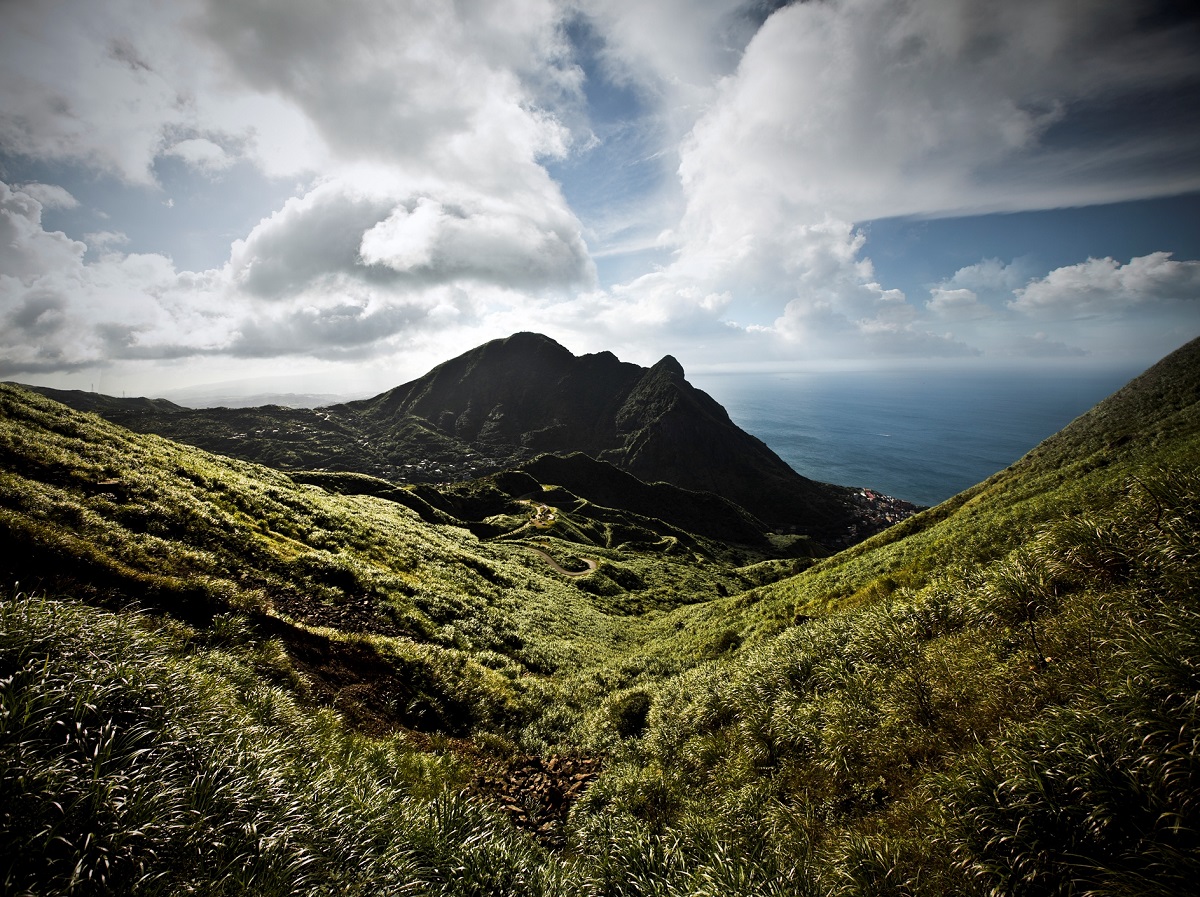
[345,332,863,537]
[20,332,910,547]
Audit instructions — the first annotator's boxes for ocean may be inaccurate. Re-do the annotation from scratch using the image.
[691,365,1143,508]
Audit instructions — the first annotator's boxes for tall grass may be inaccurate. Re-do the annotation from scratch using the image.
[0,593,576,896]
[2,377,1198,893]
[560,466,1200,893]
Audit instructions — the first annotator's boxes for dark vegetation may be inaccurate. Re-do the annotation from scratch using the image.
[29,332,917,546]
[2,334,1199,895]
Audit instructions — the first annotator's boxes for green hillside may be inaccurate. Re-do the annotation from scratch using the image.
[28,332,911,548]
[2,337,1199,895]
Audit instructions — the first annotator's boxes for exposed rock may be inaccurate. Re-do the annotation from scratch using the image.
[473,753,602,848]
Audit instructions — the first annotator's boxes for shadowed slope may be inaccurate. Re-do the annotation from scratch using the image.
[22,333,887,546]
[347,332,861,540]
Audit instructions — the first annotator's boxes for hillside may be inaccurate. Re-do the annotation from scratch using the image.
[25,333,911,547]
[1,336,1198,895]
[348,333,862,536]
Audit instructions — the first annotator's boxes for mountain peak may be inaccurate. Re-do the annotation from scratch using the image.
[33,332,866,543]
[497,331,567,352]
[650,355,685,378]
[477,332,573,364]
[338,333,859,536]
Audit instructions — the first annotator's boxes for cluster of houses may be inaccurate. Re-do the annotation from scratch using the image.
[838,488,921,545]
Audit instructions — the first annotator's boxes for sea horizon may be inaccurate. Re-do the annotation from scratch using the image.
[692,364,1144,508]
[144,358,1150,510]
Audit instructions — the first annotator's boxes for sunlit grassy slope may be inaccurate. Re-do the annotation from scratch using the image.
[2,336,1198,895]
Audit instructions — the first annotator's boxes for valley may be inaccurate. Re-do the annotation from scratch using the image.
[1,334,1198,896]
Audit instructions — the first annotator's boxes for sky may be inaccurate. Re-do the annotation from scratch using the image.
[2,0,1199,401]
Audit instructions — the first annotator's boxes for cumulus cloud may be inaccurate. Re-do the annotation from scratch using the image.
[0,181,87,280]
[0,181,300,372]
[1,0,1197,385]
[229,185,396,300]
[580,0,1197,365]
[0,0,318,183]
[562,277,733,339]
[0,177,590,377]
[773,284,976,359]
[579,0,763,106]
[84,231,132,253]
[927,288,993,321]
[0,0,583,189]
[359,193,593,290]
[230,179,593,300]
[679,0,1200,225]
[197,0,580,181]
[0,254,225,376]
[0,183,246,374]
[17,183,79,210]
[228,297,440,360]
[1010,253,1200,318]
[937,258,1031,296]
[163,137,235,174]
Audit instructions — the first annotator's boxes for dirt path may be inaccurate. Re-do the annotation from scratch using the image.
[524,546,597,577]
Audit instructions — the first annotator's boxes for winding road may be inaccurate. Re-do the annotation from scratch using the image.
[502,500,598,576]
[524,546,597,577]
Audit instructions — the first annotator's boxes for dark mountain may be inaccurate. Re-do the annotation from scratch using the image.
[18,333,912,546]
[346,332,865,538]
[6,388,187,417]
[520,452,772,546]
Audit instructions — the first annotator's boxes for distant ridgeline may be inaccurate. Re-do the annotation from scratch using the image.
[25,332,917,549]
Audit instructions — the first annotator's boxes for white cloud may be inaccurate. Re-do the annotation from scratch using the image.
[361,199,443,272]
[0,242,231,375]
[17,183,79,210]
[937,258,1030,296]
[229,184,396,300]
[0,1,217,185]
[773,276,975,359]
[84,231,131,252]
[1010,252,1200,319]
[164,137,235,174]
[0,0,581,188]
[926,288,993,321]
[196,0,579,182]
[230,178,593,300]
[0,177,248,375]
[1,0,1197,386]
[579,0,757,103]
[228,296,443,360]
[359,192,594,290]
[0,177,590,378]
[679,0,1200,226]
[584,0,1200,364]
[571,277,733,336]
[0,181,87,280]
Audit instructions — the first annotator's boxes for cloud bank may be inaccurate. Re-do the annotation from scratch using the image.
[1,0,1197,390]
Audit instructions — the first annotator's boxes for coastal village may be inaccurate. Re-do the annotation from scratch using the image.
[837,487,922,546]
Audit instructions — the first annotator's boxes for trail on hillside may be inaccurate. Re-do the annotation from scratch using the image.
[523,546,597,577]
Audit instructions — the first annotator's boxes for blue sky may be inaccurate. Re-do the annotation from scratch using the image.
[2,0,1198,399]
